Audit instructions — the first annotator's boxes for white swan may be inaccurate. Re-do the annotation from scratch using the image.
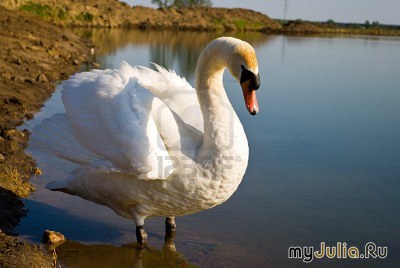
[31,37,260,243]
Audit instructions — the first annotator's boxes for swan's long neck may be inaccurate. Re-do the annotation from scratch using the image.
[195,42,248,160]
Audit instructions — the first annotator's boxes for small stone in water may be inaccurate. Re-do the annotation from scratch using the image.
[42,230,66,245]
[91,62,100,68]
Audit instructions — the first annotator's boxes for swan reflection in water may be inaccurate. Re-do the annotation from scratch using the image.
[51,234,193,268]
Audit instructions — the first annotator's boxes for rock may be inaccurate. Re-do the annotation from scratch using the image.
[7,96,21,105]
[3,129,24,140]
[0,153,4,161]
[36,73,48,83]
[42,230,66,245]
[91,62,100,68]
[12,57,22,65]
[33,167,42,176]
[4,129,17,139]
[25,112,34,120]
[24,78,33,84]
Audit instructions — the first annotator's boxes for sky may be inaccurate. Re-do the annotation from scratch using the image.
[124,0,400,25]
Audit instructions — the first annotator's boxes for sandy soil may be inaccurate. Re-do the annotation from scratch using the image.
[0,5,88,267]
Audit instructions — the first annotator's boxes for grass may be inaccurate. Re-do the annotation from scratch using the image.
[57,9,68,20]
[233,19,247,30]
[0,165,34,197]
[19,2,52,19]
[19,2,70,21]
[76,12,94,22]
[233,19,263,30]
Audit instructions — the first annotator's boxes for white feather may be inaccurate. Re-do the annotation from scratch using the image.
[31,37,256,228]
[136,63,204,131]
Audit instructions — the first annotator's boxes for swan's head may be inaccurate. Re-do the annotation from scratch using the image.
[226,38,260,115]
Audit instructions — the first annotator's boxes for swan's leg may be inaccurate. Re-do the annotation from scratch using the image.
[164,217,176,251]
[163,231,176,251]
[165,217,177,234]
[130,207,148,244]
[136,226,148,244]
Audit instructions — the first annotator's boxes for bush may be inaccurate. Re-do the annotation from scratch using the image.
[76,12,94,22]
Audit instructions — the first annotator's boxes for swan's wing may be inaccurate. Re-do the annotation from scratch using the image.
[136,63,204,132]
[30,113,102,165]
[61,65,173,180]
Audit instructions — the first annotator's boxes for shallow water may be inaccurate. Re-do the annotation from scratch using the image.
[18,30,400,267]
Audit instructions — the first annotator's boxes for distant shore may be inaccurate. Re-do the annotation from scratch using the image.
[275,19,400,36]
[2,0,400,36]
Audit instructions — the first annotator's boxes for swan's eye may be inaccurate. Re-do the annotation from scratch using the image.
[240,65,260,90]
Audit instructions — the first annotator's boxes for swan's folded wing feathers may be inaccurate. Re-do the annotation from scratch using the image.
[136,64,204,132]
[61,68,174,180]
[30,113,102,165]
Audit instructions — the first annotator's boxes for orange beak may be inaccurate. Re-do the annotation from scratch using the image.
[241,80,259,115]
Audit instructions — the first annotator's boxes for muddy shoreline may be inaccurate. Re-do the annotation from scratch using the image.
[0,5,89,267]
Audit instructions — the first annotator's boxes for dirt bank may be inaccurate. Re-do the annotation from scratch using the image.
[0,5,88,267]
[3,0,400,36]
[2,0,282,31]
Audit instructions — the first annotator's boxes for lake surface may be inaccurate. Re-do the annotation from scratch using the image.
[18,30,400,267]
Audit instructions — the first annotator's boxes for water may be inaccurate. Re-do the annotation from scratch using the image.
[18,30,400,267]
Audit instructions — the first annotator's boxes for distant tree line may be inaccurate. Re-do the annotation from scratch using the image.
[329,19,381,28]
[324,19,397,29]
[151,0,212,8]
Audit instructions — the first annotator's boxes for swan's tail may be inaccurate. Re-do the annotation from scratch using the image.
[46,178,76,195]
[30,113,101,165]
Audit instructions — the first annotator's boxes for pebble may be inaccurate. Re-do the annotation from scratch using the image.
[4,129,17,138]
[42,230,66,245]
[12,57,22,65]
[36,73,48,83]
[3,129,24,140]
[24,78,33,84]
[91,62,100,68]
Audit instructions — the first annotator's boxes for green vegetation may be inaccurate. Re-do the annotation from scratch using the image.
[233,19,263,30]
[57,8,68,20]
[233,19,247,30]
[19,2,51,19]
[76,12,95,22]
[152,0,212,8]
[19,2,69,21]
[276,18,400,35]
[211,18,225,28]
